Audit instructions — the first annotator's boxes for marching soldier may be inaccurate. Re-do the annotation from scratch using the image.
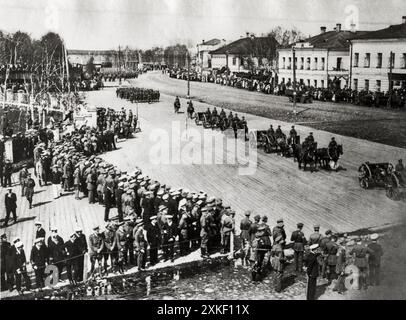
[290,222,307,273]
[275,125,283,138]
[367,233,383,286]
[88,226,104,277]
[30,238,48,291]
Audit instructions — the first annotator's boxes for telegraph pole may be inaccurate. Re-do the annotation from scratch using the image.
[187,52,190,98]
[292,47,297,115]
[388,51,394,108]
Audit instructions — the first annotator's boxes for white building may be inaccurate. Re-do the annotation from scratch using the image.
[277,24,368,89]
[210,34,278,73]
[196,39,226,72]
[350,17,406,92]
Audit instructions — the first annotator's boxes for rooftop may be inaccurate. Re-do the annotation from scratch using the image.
[350,23,406,40]
[210,36,278,56]
[198,39,222,46]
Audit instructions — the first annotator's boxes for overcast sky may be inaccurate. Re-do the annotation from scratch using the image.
[0,0,404,50]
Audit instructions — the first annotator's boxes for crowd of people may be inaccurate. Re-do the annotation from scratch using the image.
[116,87,160,103]
[167,68,406,109]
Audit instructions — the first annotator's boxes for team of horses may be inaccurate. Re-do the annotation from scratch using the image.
[252,131,344,172]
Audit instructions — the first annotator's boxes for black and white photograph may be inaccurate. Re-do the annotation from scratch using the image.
[0,0,406,305]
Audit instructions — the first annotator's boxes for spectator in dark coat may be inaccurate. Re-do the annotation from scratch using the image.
[3,188,17,227]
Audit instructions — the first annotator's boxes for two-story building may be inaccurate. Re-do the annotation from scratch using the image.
[209,34,278,73]
[196,39,226,72]
[349,17,406,92]
[277,24,368,89]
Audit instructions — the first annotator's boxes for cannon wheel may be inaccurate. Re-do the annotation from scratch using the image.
[203,115,211,129]
[359,178,369,189]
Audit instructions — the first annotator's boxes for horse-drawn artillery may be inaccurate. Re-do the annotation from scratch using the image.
[286,89,313,104]
[194,112,212,129]
[316,144,344,170]
[358,162,405,200]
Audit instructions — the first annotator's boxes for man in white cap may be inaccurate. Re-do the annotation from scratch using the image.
[367,233,383,286]
[74,226,88,282]
[304,243,321,300]
[35,221,46,239]
[14,241,31,294]
[47,227,65,278]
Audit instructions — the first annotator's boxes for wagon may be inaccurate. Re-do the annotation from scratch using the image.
[194,112,212,128]
[218,117,231,131]
[249,131,278,153]
[358,162,393,190]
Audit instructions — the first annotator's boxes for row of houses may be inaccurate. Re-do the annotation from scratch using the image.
[197,16,406,92]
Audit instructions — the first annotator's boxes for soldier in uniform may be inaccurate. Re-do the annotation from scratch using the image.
[104,172,115,222]
[30,238,48,290]
[349,237,374,290]
[19,165,29,197]
[271,235,285,292]
[308,224,322,245]
[320,230,332,278]
[86,169,96,204]
[328,137,338,149]
[272,219,286,243]
[1,234,13,291]
[134,222,148,270]
[240,211,252,265]
[64,233,79,285]
[289,126,297,142]
[290,223,307,273]
[47,227,65,278]
[367,233,383,286]
[147,216,161,266]
[13,241,31,294]
[74,227,87,282]
[333,238,347,294]
[123,216,136,265]
[199,207,210,258]
[306,132,315,143]
[115,222,128,273]
[220,210,234,254]
[25,173,36,209]
[325,235,339,284]
[178,210,191,256]
[161,214,177,262]
[4,188,17,227]
[3,160,12,188]
[252,216,272,280]
[304,244,321,300]
[103,223,118,274]
[88,226,104,277]
[275,125,283,138]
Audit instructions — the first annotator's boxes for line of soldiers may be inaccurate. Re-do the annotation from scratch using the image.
[1,224,88,294]
[116,87,160,103]
[238,213,384,296]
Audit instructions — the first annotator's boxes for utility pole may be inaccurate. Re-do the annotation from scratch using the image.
[187,52,190,98]
[388,51,394,108]
[292,47,297,115]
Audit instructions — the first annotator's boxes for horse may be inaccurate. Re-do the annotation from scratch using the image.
[316,145,343,170]
[276,134,290,157]
[293,142,317,172]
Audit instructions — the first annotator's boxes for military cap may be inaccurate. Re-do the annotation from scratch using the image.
[297,222,304,228]
[262,215,268,221]
[310,244,319,250]
[70,232,77,238]
[201,207,208,213]
[206,197,215,203]
[325,230,332,236]
[117,221,125,227]
[126,189,132,194]
[186,193,193,200]
[129,183,136,189]
[254,215,261,221]
[196,200,203,206]
[244,210,251,216]
[140,181,147,187]
[35,220,43,226]
[370,233,379,241]
[277,218,284,224]
[136,175,144,181]
[135,218,143,225]
[198,194,206,200]
[148,184,157,191]
[144,176,151,182]
[15,241,24,248]
[257,225,266,232]
[162,194,169,200]
[34,238,43,244]
[313,224,320,229]
[123,216,131,222]
[150,215,157,221]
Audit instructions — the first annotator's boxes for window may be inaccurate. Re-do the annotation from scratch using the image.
[353,78,358,91]
[336,57,342,70]
[321,80,325,88]
[307,79,311,86]
[388,53,395,68]
[321,58,325,70]
[364,53,370,68]
[294,57,298,69]
[365,79,369,91]
[282,57,286,69]
[354,53,359,67]
[376,80,381,92]
[306,58,311,70]
[288,57,292,69]
[232,57,236,66]
[300,57,304,70]
[376,53,382,68]
[403,53,406,69]
[314,80,318,88]
[314,58,318,70]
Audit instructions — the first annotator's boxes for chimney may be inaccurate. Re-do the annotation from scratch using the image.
[250,33,255,40]
[336,23,342,32]
[320,26,327,34]
[350,22,357,33]
[403,16,406,24]
[246,32,250,38]
[202,40,205,44]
